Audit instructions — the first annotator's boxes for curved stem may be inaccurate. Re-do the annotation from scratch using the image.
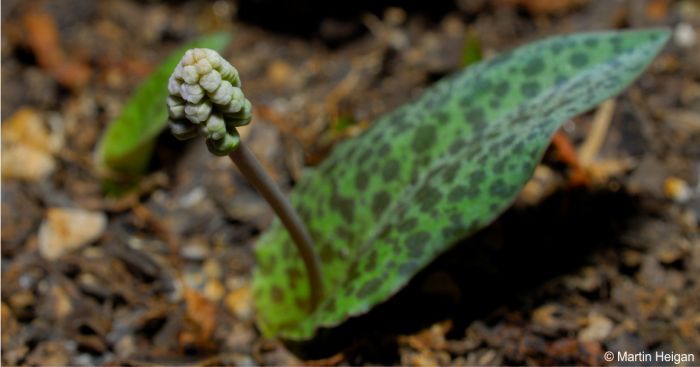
[228,142,324,312]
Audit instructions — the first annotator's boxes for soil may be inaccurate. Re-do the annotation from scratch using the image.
[2,0,700,365]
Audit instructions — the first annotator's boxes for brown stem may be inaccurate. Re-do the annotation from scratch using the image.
[228,142,323,312]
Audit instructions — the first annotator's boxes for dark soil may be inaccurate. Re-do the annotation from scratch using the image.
[2,0,699,365]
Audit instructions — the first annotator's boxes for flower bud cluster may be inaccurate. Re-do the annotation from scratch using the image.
[167,48,252,155]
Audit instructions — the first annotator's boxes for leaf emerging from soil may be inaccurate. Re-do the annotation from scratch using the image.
[253,29,670,341]
[95,32,231,182]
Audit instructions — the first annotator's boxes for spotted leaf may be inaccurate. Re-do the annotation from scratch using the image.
[253,29,669,341]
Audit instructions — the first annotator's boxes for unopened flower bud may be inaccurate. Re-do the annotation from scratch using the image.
[167,48,253,155]
[185,100,212,124]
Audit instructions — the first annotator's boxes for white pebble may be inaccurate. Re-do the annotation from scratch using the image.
[675,23,696,48]
[38,208,107,260]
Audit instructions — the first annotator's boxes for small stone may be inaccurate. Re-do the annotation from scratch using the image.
[204,279,225,301]
[225,286,253,320]
[573,267,601,293]
[24,340,70,366]
[113,335,136,359]
[49,285,72,318]
[678,207,698,231]
[38,208,107,260]
[674,22,697,48]
[225,323,256,353]
[1,144,55,181]
[622,250,643,268]
[2,107,61,152]
[1,302,27,365]
[267,60,293,86]
[1,107,62,181]
[7,289,35,320]
[533,303,562,330]
[657,245,686,265]
[180,239,209,260]
[578,312,613,342]
[638,256,666,288]
[690,238,700,271]
[202,258,222,279]
[664,176,692,203]
[183,271,205,289]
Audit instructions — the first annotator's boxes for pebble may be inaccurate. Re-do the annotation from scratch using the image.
[657,244,686,265]
[24,340,70,366]
[691,238,700,271]
[267,60,294,87]
[225,323,256,353]
[182,271,205,290]
[202,258,222,279]
[573,267,601,293]
[113,335,136,359]
[1,107,62,181]
[49,285,72,318]
[180,239,210,260]
[204,279,225,301]
[674,22,697,48]
[578,312,613,342]
[638,256,667,288]
[38,207,107,260]
[622,249,643,268]
[178,186,207,208]
[664,176,692,203]
[225,285,253,321]
[1,144,56,181]
[532,303,564,331]
[7,289,35,320]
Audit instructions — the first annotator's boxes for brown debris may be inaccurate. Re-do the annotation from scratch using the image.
[21,6,91,90]
[182,288,219,351]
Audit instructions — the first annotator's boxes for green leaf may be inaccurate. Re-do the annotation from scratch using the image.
[253,29,669,341]
[95,32,231,181]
